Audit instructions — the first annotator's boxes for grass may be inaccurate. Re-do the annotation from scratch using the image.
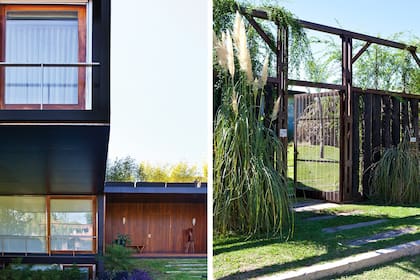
[287,143,340,192]
[213,202,420,279]
[330,255,420,280]
[134,258,207,280]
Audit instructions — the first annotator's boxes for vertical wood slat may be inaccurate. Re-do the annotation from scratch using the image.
[351,92,360,197]
[362,94,372,197]
[410,100,419,147]
[401,99,409,137]
[371,95,381,163]
[391,97,401,145]
[381,96,391,148]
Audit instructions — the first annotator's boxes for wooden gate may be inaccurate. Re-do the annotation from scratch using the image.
[294,91,342,202]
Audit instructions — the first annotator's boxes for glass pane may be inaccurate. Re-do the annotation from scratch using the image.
[0,197,47,253]
[5,12,79,105]
[50,199,94,251]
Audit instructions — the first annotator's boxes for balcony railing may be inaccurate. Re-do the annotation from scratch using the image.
[0,235,97,256]
[0,62,100,110]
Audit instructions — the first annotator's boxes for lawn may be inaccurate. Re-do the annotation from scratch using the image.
[134,258,207,280]
[213,203,420,279]
[331,255,420,280]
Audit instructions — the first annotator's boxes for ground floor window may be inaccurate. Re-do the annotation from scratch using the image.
[0,196,95,254]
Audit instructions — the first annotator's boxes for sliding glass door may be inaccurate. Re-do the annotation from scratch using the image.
[50,198,95,252]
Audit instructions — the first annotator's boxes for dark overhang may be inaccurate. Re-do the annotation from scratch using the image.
[0,124,109,195]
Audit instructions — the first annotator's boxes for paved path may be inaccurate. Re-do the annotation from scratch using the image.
[259,240,420,280]
[322,219,388,233]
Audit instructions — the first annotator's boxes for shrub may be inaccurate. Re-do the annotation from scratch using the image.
[213,12,294,237]
[101,244,137,280]
[0,264,83,280]
[370,135,420,204]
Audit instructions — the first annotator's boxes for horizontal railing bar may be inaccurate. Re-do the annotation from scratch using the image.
[296,158,339,164]
[289,79,344,90]
[353,87,420,100]
[0,62,100,67]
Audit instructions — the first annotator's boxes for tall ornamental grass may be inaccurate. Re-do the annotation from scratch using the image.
[213,12,293,238]
[370,135,420,204]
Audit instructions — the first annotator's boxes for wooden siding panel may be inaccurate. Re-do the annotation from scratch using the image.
[105,201,207,254]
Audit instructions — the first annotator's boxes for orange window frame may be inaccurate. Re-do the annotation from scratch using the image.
[47,196,96,255]
[0,4,86,110]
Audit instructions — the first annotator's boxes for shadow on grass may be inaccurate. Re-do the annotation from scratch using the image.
[214,205,420,280]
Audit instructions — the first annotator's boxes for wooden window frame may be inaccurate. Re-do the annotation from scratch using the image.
[47,196,96,255]
[0,4,86,110]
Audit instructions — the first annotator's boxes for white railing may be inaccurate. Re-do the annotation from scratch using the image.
[0,62,99,110]
[0,235,97,256]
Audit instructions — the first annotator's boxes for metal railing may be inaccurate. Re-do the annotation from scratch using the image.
[0,235,97,256]
[0,62,100,110]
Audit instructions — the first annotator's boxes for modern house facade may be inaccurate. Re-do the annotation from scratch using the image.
[0,0,111,277]
[0,0,207,277]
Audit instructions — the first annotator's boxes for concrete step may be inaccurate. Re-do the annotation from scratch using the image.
[294,202,340,212]
[305,210,364,221]
[259,240,420,280]
[322,219,388,233]
[347,227,417,246]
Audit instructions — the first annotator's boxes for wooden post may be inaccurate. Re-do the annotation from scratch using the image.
[276,25,288,176]
[341,35,354,202]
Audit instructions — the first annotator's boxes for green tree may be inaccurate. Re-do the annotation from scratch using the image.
[106,156,137,182]
[138,162,169,182]
[168,162,200,182]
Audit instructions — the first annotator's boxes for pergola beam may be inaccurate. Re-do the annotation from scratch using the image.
[238,6,417,52]
[410,50,420,67]
[352,42,371,64]
[243,14,277,53]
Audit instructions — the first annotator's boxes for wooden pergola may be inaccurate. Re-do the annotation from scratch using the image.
[237,6,420,202]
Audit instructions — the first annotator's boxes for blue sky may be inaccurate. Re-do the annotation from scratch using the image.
[108,0,419,167]
[109,0,210,167]
[279,0,420,39]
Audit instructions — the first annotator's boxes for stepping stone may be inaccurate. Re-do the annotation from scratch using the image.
[305,210,364,221]
[260,240,420,280]
[294,202,340,213]
[165,264,207,267]
[322,219,387,233]
[347,227,417,246]
[166,271,206,274]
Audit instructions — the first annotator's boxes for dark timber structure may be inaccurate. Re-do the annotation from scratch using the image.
[237,6,420,202]
[0,0,111,276]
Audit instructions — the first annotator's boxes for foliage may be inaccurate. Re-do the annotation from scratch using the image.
[214,12,293,237]
[138,162,205,182]
[311,32,420,93]
[102,244,137,279]
[370,135,420,204]
[213,0,311,115]
[114,233,131,247]
[106,158,206,182]
[106,156,138,182]
[0,264,83,280]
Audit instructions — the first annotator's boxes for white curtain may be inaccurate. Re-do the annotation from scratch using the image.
[5,16,79,105]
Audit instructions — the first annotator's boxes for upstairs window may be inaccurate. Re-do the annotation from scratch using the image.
[0,5,87,109]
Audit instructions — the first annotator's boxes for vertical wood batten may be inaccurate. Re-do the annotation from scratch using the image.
[362,93,372,197]
[391,97,401,145]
